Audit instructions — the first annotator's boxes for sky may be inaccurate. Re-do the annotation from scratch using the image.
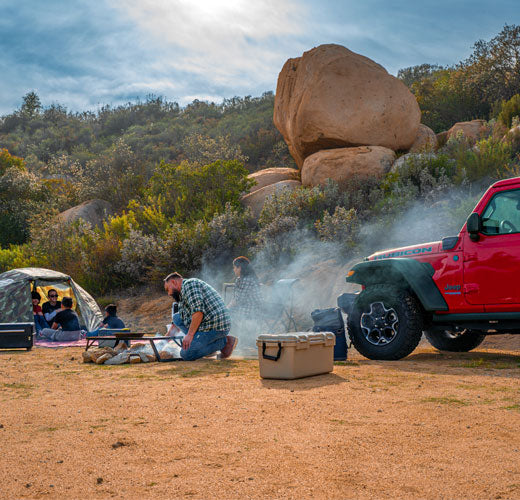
[0,0,518,115]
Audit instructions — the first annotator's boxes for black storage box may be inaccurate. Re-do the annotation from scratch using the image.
[0,323,34,350]
[310,308,348,361]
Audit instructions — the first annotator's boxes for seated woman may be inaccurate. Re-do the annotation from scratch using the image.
[228,256,264,319]
[32,291,49,334]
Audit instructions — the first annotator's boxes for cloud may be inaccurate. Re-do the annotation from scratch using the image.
[110,0,307,91]
[0,0,518,115]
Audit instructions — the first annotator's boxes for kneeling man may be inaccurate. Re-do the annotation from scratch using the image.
[164,272,237,360]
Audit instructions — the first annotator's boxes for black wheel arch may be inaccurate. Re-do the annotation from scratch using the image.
[346,258,448,312]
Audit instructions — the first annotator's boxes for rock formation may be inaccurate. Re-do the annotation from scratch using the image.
[247,168,300,194]
[241,180,301,218]
[409,124,438,152]
[58,199,114,228]
[301,146,395,188]
[274,44,421,168]
[446,120,486,142]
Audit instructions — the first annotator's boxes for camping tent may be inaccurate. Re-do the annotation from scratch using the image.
[0,267,103,331]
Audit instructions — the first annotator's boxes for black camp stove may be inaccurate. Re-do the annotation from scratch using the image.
[0,323,34,350]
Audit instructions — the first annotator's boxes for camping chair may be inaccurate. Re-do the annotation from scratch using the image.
[223,278,300,333]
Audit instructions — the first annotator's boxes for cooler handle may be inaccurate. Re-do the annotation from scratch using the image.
[262,342,282,361]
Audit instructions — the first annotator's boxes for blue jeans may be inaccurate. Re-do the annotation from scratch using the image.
[172,313,228,361]
[34,315,49,333]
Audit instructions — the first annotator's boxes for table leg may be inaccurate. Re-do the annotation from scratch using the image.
[149,339,162,362]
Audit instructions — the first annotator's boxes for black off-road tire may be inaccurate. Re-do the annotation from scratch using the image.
[347,284,424,360]
[424,329,485,352]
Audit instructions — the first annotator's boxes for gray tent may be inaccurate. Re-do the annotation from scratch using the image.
[0,267,103,331]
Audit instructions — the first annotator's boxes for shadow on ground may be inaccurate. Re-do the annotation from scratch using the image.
[354,349,520,379]
[260,372,348,391]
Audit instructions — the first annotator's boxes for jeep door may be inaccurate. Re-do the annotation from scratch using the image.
[463,188,520,307]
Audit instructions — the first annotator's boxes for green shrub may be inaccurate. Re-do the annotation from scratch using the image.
[453,136,513,183]
[498,94,520,128]
[0,149,49,247]
[114,229,163,284]
[154,221,210,279]
[0,244,40,273]
[147,159,254,224]
[254,215,301,266]
[315,206,359,251]
[202,204,256,266]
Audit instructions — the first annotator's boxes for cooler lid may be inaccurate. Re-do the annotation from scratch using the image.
[257,332,335,347]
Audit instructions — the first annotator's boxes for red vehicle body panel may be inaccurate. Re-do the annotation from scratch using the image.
[367,177,520,315]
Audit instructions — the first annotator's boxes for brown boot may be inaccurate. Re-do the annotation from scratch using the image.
[219,335,238,359]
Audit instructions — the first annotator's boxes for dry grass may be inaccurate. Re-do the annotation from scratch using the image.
[0,343,519,499]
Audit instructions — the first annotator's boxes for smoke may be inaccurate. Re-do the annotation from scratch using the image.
[193,180,485,356]
[199,233,359,355]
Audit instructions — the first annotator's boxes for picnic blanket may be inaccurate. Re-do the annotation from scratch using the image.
[35,338,87,348]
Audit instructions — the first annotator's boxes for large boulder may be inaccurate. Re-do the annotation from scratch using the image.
[241,180,301,218]
[446,120,486,142]
[301,146,395,188]
[248,168,300,194]
[409,124,438,152]
[274,44,421,168]
[58,199,114,228]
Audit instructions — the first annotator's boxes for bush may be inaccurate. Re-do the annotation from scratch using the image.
[498,94,520,128]
[140,221,209,282]
[453,136,513,183]
[146,159,254,224]
[254,215,301,266]
[114,229,163,284]
[0,149,49,247]
[383,153,457,196]
[29,219,125,296]
[202,204,256,266]
[0,244,40,273]
[315,206,359,251]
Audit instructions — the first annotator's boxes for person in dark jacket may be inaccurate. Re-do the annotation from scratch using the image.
[41,289,61,326]
[88,304,126,336]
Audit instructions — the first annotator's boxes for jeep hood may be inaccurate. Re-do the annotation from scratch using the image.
[367,241,441,261]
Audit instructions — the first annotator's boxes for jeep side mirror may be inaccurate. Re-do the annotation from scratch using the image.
[466,213,481,241]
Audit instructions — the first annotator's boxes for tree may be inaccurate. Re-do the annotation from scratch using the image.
[463,24,520,105]
[20,91,42,118]
[397,64,443,87]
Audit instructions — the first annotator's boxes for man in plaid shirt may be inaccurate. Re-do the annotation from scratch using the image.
[164,272,237,360]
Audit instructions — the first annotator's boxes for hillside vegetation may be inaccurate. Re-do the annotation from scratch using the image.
[1,25,520,295]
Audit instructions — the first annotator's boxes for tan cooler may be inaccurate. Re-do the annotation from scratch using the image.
[256,332,335,379]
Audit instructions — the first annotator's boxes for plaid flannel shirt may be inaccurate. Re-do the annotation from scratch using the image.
[233,275,264,316]
[180,278,231,332]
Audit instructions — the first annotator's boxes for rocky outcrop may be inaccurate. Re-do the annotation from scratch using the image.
[58,199,114,228]
[241,180,301,218]
[247,168,300,194]
[409,124,438,152]
[446,120,486,142]
[301,146,395,188]
[274,44,421,167]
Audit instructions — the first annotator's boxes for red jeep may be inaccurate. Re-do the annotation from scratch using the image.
[340,176,520,360]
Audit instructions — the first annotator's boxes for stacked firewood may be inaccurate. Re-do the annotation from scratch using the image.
[82,343,175,365]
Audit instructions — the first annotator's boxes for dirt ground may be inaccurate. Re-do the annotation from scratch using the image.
[1,336,519,499]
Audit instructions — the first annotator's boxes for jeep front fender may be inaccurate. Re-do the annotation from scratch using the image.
[345,258,448,312]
